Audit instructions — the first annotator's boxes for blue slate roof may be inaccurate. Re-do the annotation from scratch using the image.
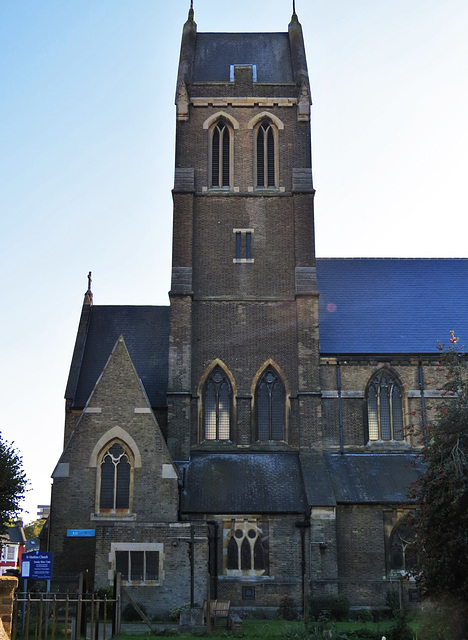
[192,33,294,83]
[179,452,309,513]
[316,258,468,354]
[324,453,424,504]
[66,306,169,408]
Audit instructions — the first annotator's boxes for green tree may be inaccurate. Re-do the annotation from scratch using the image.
[23,518,46,540]
[406,332,468,636]
[0,432,27,533]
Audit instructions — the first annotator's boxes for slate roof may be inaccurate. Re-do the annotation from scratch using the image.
[192,33,294,83]
[65,306,169,408]
[299,453,336,506]
[316,258,468,354]
[324,453,423,504]
[179,452,309,513]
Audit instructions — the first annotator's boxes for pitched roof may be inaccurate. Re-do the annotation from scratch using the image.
[324,453,423,504]
[316,258,468,354]
[179,452,308,513]
[192,33,294,83]
[66,306,169,408]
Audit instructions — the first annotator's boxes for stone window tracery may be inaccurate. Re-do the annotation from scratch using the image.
[98,441,133,513]
[204,365,232,441]
[256,366,285,441]
[224,519,268,576]
[367,370,404,441]
[255,120,277,188]
[210,120,232,188]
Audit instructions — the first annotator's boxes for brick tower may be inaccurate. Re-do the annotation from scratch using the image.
[167,5,320,461]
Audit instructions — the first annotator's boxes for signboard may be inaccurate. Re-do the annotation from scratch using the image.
[67,529,95,537]
[21,551,53,580]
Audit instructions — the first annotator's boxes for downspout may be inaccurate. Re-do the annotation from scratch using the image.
[207,520,218,600]
[336,357,344,454]
[295,516,310,619]
[418,358,427,431]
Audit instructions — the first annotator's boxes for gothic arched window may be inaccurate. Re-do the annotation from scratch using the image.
[210,120,231,188]
[256,366,285,441]
[98,441,132,512]
[389,521,417,573]
[204,366,232,440]
[256,120,276,188]
[367,371,404,441]
[224,521,268,576]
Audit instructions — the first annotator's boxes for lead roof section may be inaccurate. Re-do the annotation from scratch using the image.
[178,452,309,513]
[192,33,294,83]
[65,305,169,409]
[317,258,468,354]
[325,453,424,504]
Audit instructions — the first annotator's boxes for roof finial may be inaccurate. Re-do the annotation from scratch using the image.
[87,271,92,292]
[84,271,93,306]
[188,0,194,20]
[293,0,296,15]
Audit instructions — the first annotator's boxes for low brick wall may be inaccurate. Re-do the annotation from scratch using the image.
[0,576,18,639]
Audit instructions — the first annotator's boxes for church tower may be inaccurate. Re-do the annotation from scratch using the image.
[167,5,320,460]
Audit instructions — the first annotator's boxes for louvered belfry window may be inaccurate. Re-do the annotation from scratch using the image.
[204,366,231,440]
[367,371,404,441]
[211,121,230,187]
[256,367,285,441]
[99,442,131,511]
[256,121,275,187]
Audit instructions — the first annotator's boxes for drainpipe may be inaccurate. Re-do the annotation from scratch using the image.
[418,358,427,432]
[207,520,218,599]
[295,517,311,620]
[336,357,344,454]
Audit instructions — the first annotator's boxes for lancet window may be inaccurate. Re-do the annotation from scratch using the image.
[256,366,285,441]
[367,370,404,441]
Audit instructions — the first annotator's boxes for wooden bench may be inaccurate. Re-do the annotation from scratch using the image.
[203,599,231,628]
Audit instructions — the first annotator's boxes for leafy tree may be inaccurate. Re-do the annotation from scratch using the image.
[406,332,468,635]
[0,432,28,533]
[23,518,46,540]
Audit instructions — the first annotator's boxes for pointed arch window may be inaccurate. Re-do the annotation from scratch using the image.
[256,120,276,188]
[98,441,133,512]
[367,371,404,441]
[210,120,231,188]
[256,366,285,441]
[204,366,232,440]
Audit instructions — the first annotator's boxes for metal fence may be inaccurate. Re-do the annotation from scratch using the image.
[12,593,119,640]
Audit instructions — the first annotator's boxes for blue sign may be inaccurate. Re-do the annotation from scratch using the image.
[21,551,53,580]
[67,529,95,537]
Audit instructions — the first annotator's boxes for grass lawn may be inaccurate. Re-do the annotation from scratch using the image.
[115,617,420,639]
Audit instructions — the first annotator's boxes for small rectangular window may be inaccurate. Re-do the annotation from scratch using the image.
[245,232,252,260]
[236,232,242,261]
[233,229,254,263]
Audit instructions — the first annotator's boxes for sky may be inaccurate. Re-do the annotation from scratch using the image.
[1,0,467,523]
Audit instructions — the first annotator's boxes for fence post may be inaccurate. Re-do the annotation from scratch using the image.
[0,576,18,639]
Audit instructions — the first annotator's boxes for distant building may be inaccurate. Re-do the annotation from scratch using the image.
[48,5,467,616]
[0,522,26,576]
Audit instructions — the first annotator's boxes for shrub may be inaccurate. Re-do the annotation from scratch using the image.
[385,589,400,616]
[309,594,349,621]
[278,595,298,621]
[356,608,373,623]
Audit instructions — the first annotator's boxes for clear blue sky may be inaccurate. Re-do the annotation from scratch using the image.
[1,0,467,522]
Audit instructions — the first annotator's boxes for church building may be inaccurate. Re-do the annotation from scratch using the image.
[48,4,468,616]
